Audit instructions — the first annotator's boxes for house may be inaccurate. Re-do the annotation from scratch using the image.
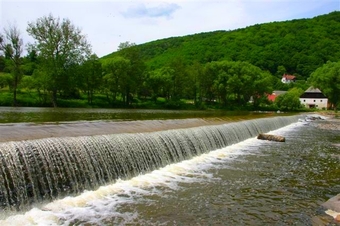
[281,74,296,83]
[299,87,328,110]
[267,90,287,102]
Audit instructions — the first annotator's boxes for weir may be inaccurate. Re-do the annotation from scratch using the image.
[0,115,301,210]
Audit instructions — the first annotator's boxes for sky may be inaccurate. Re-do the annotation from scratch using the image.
[1,0,339,57]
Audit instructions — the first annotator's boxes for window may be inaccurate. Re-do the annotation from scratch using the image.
[313,100,316,102]
[303,100,305,102]
[320,100,323,102]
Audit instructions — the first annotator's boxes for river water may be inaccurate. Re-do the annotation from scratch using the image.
[0,114,339,225]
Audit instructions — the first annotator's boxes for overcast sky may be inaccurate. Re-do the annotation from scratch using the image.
[1,0,339,57]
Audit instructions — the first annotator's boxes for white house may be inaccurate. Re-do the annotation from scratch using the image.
[281,74,296,83]
[299,87,328,110]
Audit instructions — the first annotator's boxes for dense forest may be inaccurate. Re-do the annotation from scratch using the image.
[0,11,339,110]
[104,11,340,80]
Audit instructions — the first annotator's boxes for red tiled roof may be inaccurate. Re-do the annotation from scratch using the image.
[267,94,276,102]
[282,74,296,80]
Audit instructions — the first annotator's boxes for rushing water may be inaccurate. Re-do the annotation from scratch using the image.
[0,113,339,225]
[0,116,300,210]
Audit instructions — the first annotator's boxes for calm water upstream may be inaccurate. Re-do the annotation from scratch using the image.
[0,114,339,225]
[0,107,275,123]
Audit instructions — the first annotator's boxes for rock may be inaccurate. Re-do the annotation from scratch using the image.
[257,133,285,142]
[305,115,324,121]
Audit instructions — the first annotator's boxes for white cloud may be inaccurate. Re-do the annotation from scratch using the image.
[121,3,180,19]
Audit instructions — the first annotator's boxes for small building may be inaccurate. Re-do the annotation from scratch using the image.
[267,90,287,102]
[281,74,296,83]
[299,87,328,110]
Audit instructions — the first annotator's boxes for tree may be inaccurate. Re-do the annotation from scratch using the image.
[204,60,273,108]
[117,41,146,106]
[275,87,303,111]
[148,66,174,101]
[80,54,102,104]
[0,24,24,106]
[187,62,204,106]
[102,57,131,105]
[27,14,91,107]
[309,61,340,111]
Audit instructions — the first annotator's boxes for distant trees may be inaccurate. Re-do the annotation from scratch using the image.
[110,11,340,81]
[0,24,24,106]
[309,61,340,111]
[2,12,338,110]
[27,14,91,107]
[80,54,102,104]
[116,41,146,106]
[102,56,131,105]
[275,87,303,111]
[204,61,273,108]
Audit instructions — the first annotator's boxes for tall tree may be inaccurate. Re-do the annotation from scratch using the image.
[102,57,131,105]
[309,61,340,111]
[80,54,102,104]
[27,14,91,107]
[117,41,146,106]
[275,87,303,111]
[0,24,24,106]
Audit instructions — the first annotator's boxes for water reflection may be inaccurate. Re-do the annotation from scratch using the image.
[0,107,282,124]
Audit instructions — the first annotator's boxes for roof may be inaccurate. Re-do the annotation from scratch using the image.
[300,86,327,98]
[304,87,322,93]
[282,74,296,80]
[267,94,276,102]
[273,90,287,95]
[300,93,327,98]
[267,91,287,102]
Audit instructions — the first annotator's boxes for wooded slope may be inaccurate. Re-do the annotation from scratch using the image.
[103,11,340,79]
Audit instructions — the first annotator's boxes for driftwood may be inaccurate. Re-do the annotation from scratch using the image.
[322,194,340,213]
[257,133,285,142]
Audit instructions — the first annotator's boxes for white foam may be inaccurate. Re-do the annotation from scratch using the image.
[0,121,304,225]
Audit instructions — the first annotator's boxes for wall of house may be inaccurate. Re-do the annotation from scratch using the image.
[300,98,328,109]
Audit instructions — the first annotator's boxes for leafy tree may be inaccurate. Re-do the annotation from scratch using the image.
[27,14,91,107]
[276,65,286,78]
[309,61,340,111]
[117,41,146,105]
[102,56,131,105]
[0,73,12,89]
[187,62,204,105]
[0,55,6,72]
[201,62,218,103]
[275,87,303,111]
[168,57,188,101]
[204,60,273,108]
[80,54,102,104]
[22,48,38,76]
[0,24,24,106]
[31,69,50,105]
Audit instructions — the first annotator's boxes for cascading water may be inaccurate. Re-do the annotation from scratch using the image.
[0,115,302,211]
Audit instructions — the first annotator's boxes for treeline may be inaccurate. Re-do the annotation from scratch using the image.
[104,11,340,80]
[0,12,339,110]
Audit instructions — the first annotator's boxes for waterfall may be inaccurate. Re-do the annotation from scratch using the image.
[0,115,301,210]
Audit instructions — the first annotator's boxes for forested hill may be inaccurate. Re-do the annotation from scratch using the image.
[103,11,340,79]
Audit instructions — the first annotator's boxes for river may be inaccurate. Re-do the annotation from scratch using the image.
[0,108,338,225]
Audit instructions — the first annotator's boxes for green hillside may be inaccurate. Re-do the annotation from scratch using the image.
[103,11,340,79]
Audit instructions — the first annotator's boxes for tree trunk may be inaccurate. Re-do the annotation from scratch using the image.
[51,89,57,107]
